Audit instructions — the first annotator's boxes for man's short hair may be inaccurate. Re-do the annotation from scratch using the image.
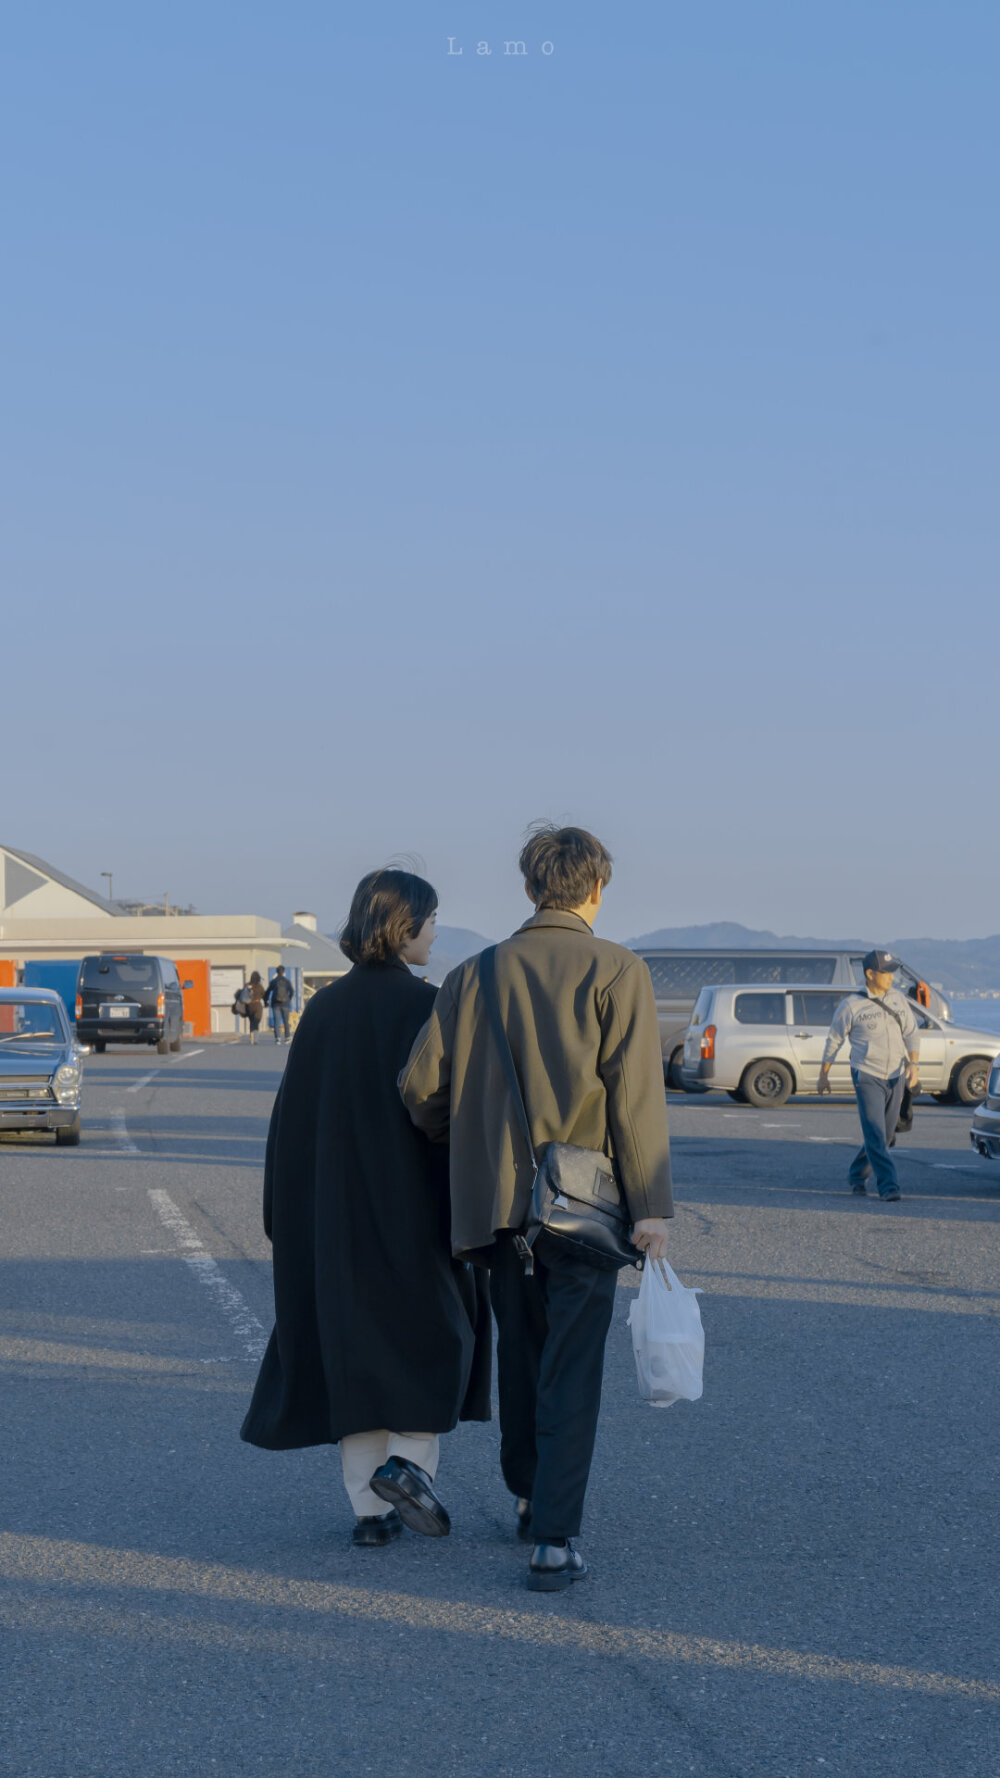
[519,824,613,911]
[340,869,438,965]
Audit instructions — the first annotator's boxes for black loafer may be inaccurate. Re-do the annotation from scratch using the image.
[369,1458,451,1538]
[351,1510,402,1548]
[515,1498,534,1544]
[527,1542,588,1592]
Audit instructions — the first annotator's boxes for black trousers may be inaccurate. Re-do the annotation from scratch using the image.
[489,1231,618,1542]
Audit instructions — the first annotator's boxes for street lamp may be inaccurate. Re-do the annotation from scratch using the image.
[101,872,113,903]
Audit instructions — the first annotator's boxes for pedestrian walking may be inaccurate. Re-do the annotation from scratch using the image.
[818,949,920,1202]
[241,869,491,1549]
[400,824,673,1591]
[265,965,294,1044]
[243,972,266,1044]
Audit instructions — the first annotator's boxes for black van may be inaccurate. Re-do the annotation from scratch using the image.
[76,954,187,1054]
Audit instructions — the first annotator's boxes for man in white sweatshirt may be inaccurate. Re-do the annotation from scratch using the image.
[818,950,920,1201]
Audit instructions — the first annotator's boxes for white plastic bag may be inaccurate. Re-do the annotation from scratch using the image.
[627,1259,704,1408]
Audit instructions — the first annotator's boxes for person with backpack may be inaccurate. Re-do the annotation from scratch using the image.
[266,966,294,1044]
[399,825,673,1592]
[236,972,267,1044]
[818,950,920,1202]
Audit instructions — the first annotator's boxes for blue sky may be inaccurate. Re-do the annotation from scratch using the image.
[3,2,997,941]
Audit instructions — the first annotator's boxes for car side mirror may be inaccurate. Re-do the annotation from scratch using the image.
[182,981,194,991]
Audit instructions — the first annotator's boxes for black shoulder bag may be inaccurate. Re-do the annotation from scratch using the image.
[479,946,639,1275]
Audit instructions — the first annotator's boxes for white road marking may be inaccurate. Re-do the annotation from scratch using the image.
[126,1048,205,1092]
[809,1137,836,1143]
[147,1189,268,1362]
[109,1111,140,1154]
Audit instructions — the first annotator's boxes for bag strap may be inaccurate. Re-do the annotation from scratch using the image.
[862,989,909,1042]
[479,946,538,1174]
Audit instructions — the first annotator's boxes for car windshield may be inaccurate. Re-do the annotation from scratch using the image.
[0,1003,66,1043]
[80,956,159,990]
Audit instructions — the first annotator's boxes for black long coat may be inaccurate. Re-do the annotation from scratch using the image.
[241,961,491,1449]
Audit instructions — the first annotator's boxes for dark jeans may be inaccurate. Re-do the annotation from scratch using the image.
[272,1003,290,1042]
[489,1230,618,1542]
[849,1069,906,1196]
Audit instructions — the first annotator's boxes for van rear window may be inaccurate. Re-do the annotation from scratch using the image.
[734,993,786,1025]
[735,956,837,984]
[80,956,159,989]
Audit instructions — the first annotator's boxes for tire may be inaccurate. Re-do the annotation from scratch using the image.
[157,1036,170,1055]
[55,1115,81,1147]
[739,1059,794,1108]
[666,1048,687,1092]
[951,1057,991,1106]
[169,1033,182,1053]
[727,1088,747,1104]
[93,1040,106,1054]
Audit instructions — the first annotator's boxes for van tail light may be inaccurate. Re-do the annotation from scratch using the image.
[701,1024,716,1060]
[157,993,165,1017]
[75,995,83,1020]
[916,981,931,1008]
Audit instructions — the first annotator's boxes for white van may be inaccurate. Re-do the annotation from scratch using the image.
[681,984,996,1107]
[633,947,949,1089]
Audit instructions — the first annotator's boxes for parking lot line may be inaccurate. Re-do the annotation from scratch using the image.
[147,1189,268,1362]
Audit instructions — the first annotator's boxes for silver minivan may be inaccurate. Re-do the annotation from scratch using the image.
[634,947,949,1089]
[681,984,997,1107]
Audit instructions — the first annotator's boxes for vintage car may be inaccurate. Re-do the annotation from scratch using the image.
[0,987,83,1145]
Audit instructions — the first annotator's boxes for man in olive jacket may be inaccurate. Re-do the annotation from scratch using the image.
[400,825,672,1591]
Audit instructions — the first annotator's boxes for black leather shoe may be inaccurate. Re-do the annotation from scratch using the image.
[351,1510,402,1548]
[880,1190,901,1202]
[515,1498,534,1543]
[369,1458,451,1538]
[527,1542,588,1592]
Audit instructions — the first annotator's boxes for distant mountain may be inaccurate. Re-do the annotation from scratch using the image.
[427,925,493,985]
[627,922,1000,993]
[628,922,865,951]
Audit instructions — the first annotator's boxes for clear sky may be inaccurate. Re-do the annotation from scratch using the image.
[3,2,997,942]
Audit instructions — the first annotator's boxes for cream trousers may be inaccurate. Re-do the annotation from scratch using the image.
[339,1430,440,1519]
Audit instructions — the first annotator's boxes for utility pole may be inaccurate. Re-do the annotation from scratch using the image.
[163,892,170,917]
[101,872,113,903]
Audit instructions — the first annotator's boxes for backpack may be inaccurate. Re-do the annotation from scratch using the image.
[233,986,253,1017]
[272,975,292,1005]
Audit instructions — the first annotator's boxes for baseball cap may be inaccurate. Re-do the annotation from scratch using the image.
[863,949,900,975]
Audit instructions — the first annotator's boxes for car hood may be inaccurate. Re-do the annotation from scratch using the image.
[0,1044,66,1071]
[936,1022,1000,1051]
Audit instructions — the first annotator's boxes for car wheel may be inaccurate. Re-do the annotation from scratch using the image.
[157,1036,170,1055]
[727,1088,747,1103]
[951,1057,991,1106]
[666,1048,687,1092]
[55,1116,81,1147]
[94,1040,106,1054]
[740,1060,794,1108]
[169,1033,182,1052]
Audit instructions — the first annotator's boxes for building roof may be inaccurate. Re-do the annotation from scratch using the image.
[281,921,348,976]
[1,846,119,916]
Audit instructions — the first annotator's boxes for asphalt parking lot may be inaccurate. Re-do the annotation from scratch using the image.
[1,1046,997,1777]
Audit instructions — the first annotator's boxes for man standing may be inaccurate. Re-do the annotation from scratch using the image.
[400,825,673,1591]
[266,966,294,1045]
[818,950,920,1202]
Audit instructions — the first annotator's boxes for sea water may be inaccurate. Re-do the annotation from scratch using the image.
[948,998,1000,1038]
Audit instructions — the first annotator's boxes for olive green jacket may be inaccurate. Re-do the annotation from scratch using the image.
[399,909,674,1259]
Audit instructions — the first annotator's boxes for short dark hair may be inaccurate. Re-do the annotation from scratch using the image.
[340,869,438,965]
[519,824,613,910]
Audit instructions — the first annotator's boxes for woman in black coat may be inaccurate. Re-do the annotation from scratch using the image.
[241,869,491,1547]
